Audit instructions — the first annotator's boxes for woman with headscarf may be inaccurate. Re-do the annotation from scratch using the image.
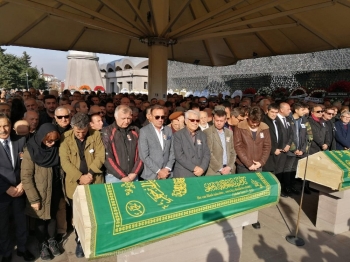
[21,123,62,260]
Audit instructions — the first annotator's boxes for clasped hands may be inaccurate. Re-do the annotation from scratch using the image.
[248,161,262,171]
[193,166,204,176]
[6,183,24,197]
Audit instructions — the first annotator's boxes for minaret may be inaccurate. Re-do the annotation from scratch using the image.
[65,51,104,91]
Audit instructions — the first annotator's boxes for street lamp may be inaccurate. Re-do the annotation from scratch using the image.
[26,71,29,90]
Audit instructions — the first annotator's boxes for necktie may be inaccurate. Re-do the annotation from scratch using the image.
[282,117,287,128]
[273,120,279,142]
[3,139,12,163]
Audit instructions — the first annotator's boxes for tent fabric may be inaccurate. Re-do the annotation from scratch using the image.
[1,0,350,66]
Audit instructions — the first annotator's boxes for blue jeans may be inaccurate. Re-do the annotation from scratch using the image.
[105,174,138,183]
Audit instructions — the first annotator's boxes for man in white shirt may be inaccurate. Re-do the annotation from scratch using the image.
[139,105,175,180]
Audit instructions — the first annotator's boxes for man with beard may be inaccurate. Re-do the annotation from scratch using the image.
[105,101,115,125]
[198,96,208,110]
[39,95,57,126]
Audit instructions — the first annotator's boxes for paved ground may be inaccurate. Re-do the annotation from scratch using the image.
[3,184,350,262]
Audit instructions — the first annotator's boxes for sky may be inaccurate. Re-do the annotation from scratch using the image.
[1,45,123,81]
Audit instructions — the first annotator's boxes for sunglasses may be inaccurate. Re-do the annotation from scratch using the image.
[188,118,200,123]
[56,115,70,119]
[46,139,58,144]
[154,115,166,120]
[325,112,335,116]
[200,101,207,103]
[314,110,324,113]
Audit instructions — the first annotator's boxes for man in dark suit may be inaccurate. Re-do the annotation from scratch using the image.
[262,104,286,196]
[139,105,175,180]
[275,103,295,196]
[173,110,210,178]
[0,113,34,262]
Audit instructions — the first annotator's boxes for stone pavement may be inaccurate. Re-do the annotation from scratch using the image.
[4,186,350,262]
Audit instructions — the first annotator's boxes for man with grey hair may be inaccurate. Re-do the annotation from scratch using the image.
[102,105,143,183]
[54,106,71,134]
[59,112,105,258]
[173,110,210,177]
[335,110,350,150]
[23,110,39,138]
[24,98,38,111]
[259,99,271,114]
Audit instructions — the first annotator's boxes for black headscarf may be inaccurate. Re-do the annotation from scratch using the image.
[27,123,60,168]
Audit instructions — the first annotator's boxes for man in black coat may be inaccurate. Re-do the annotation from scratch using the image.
[322,107,336,151]
[262,104,286,197]
[308,105,330,155]
[0,114,34,262]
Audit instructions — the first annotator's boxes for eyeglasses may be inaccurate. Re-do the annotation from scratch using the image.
[56,115,70,119]
[314,110,324,113]
[325,112,335,116]
[188,118,200,123]
[154,115,166,120]
[200,101,207,103]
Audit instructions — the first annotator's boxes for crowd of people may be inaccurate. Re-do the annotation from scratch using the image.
[0,87,349,261]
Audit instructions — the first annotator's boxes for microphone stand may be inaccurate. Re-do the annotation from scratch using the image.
[286,138,312,246]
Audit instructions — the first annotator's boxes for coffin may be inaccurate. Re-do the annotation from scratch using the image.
[296,150,350,190]
[73,172,280,259]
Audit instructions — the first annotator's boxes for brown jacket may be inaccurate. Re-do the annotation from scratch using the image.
[60,129,105,199]
[234,120,271,169]
[21,148,54,219]
[204,126,236,175]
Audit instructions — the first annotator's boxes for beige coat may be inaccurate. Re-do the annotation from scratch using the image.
[204,126,236,175]
[21,148,54,219]
[59,129,105,199]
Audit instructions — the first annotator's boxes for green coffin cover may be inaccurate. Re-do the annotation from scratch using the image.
[323,150,350,190]
[84,172,280,258]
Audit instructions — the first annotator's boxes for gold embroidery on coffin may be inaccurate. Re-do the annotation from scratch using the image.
[172,178,187,197]
[121,182,136,195]
[106,173,271,235]
[204,176,248,192]
[141,180,173,209]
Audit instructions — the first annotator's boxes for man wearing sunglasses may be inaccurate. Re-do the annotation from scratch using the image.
[173,110,210,178]
[54,106,71,134]
[139,105,175,180]
[308,104,330,155]
[322,107,336,151]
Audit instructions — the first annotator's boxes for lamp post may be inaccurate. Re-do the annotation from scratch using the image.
[26,71,29,90]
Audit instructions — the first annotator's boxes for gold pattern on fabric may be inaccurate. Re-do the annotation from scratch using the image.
[108,172,271,235]
[105,184,122,228]
[141,180,173,209]
[204,176,248,192]
[126,201,145,217]
[85,186,98,258]
[121,182,136,195]
[172,178,187,197]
